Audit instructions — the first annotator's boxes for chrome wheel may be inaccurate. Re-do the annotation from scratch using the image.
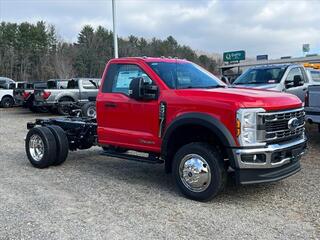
[87,106,96,118]
[179,154,211,192]
[29,134,44,161]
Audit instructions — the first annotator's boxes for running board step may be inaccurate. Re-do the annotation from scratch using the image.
[101,150,164,164]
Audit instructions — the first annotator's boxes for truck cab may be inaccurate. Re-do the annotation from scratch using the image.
[25,57,307,201]
[232,64,310,101]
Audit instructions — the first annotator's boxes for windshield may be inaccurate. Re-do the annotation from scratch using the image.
[147,61,224,89]
[233,67,287,85]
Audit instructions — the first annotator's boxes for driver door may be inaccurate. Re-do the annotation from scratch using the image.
[97,63,161,152]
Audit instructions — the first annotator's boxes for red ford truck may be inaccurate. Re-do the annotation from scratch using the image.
[25,57,307,201]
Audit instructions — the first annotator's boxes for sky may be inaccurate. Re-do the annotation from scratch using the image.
[1,0,320,59]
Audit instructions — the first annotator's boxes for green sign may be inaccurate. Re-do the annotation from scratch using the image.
[223,50,245,62]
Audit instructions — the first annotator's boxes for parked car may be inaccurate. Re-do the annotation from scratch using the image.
[0,77,16,108]
[13,81,47,112]
[25,57,306,201]
[305,68,320,85]
[232,64,313,102]
[305,85,320,132]
[34,78,100,115]
[14,82,34,107]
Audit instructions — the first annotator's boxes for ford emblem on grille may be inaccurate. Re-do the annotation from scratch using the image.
[288,117,299,131]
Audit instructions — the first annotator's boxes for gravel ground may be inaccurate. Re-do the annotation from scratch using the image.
[0,107,319,240]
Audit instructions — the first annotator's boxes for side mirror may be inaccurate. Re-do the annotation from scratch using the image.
[129,77,143,100]
[285,75,303,88]
[129,77,158,100]
[293,75,304,86]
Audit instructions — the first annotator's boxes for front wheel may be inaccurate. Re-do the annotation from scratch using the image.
[172,142,227,201]
[57,97,74,115]
[1,96,14,108]
[81,102,96,118]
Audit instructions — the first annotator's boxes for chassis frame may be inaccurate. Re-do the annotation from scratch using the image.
[27,117,97,151]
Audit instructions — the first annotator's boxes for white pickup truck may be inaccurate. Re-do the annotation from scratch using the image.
[0,77,16,108]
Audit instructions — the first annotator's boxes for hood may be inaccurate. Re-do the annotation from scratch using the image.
[232,83,279,90]
[175,87,302,111]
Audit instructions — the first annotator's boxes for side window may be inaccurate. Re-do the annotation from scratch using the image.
[0,80,6,89]
[67,80,79,89]
[9,83,15,89]
[286,67,304,82]
[101,64,152,94]
[82,79,98,89]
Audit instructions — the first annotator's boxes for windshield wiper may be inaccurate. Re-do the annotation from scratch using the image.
[179,85,225,89]
[203,85,226,89]
[233,81,263,85]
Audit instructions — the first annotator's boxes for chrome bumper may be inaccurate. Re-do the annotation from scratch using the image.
[233,137,307,169]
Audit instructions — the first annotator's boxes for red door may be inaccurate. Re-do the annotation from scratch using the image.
[97,63,161,152]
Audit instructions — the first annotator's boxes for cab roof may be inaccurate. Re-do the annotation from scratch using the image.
[110,57,189,64]
[249,63,301,69]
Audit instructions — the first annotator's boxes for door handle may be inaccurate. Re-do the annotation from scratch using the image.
[105,102,117,108]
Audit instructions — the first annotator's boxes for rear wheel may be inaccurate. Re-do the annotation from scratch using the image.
[57,97,74,115]
[81,102,96,118]
[172,142,227,201]
[1,96,14,108]
[37,106,49,113]
[25,127,57,168]
[47,126,69,166]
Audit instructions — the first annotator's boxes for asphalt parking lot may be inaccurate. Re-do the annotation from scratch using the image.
[0,107,319,240]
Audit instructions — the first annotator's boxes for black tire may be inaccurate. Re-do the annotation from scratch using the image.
[49,107,58,114]
[81,102,96,118]
[172,142,227,201]
[47,126,69,166]
[1,96,14,108]
[25,127,57,168]
[57,97,74,115]
[37,106,50,113]
[29,105,39,113]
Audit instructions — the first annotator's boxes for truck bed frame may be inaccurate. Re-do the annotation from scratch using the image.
[27,117,97,151]
[27,116,163,164]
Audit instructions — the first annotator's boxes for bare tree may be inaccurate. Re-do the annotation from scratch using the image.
[54,42,74,79]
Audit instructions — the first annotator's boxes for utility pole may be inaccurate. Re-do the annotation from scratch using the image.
[112,0,118,58]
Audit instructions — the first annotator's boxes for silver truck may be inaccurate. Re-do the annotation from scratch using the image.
[305,84,320,132]
[232,64,318,102]
[305,67,320,85]
[34,78,100,115]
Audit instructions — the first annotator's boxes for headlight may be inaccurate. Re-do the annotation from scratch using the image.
[236,108,265,147]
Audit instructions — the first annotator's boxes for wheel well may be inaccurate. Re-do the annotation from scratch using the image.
[164,124,229,173]
[1,95,14,101]
[59,96,74,102]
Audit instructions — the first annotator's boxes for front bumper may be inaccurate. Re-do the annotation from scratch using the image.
[232,137,307,184]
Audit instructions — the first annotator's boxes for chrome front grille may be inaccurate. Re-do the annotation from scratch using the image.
[259,108,305,143]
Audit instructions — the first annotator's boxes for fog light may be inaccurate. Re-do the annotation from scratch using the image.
[241,154,266,163]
